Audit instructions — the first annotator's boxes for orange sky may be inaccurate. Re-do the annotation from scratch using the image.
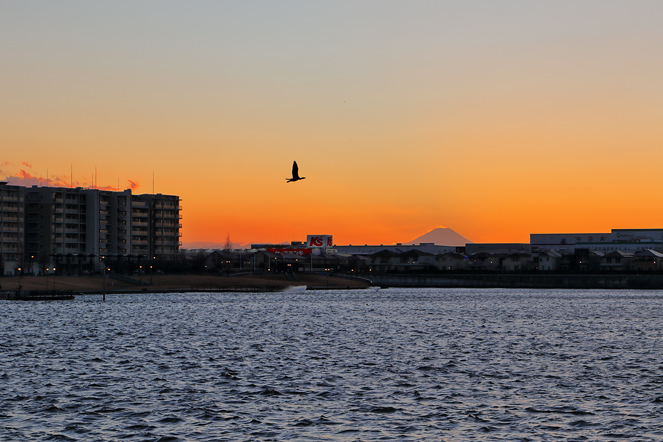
[2,1,662,247]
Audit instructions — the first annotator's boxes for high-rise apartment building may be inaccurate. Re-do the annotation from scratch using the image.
[138,193,182,260]
[22,186,181,274]
[0,182,25,275]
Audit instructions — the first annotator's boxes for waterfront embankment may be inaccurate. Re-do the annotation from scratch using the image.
[0,273,370,295]
[6,273,662,294]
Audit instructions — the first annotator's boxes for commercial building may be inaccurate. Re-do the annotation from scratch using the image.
[334,243,456,255]
[531,229,663,253]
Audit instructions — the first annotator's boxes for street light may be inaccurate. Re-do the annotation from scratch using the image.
[46,267,56,291]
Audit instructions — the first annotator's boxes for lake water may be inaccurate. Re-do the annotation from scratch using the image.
[1,288,663,441]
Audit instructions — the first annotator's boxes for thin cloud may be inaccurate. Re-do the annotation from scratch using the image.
[50,174,72,187]
[1,161,9,167]
[6,170,42,187]
[22,161,32,168]
[4,168,141,192]
[6,170,90,188]
[97,184,119,191]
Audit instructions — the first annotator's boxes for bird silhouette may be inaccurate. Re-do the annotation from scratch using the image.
[286,161,306,183]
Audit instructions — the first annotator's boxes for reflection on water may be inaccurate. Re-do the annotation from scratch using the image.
[1,288,663,441]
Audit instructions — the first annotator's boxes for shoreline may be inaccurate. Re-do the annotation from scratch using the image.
[5,272,663,297]
[0,273,371,296]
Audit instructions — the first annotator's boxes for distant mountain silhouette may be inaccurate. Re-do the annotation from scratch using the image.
[406,227,473,247]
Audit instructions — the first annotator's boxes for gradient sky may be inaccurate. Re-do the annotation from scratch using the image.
[2,1,662,247]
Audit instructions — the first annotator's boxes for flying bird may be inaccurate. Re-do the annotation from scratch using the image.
[286,161,306,183]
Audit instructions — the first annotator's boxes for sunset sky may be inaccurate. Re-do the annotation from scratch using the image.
[2,1,662,247]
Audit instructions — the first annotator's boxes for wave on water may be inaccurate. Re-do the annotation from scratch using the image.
[2,288,663,440]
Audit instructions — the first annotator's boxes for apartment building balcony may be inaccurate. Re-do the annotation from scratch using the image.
[132,221,148,227]
[156,221,179,227]
[132,240,148,246]
[156,231,182,237]
[0,196,20,202]
[153,208,175,214]
[154,239,180,247]
[154,203,180,210]
[132,201,147,208]
[152,223,174,229]
[0,206,19,212]
[156,213,182,219]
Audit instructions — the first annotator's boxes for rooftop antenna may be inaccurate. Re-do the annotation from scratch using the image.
[47,169,49,187]
[70,165,73,188]
[153,172,154,194]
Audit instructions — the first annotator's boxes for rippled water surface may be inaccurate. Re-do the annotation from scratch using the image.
[2,288,663,441]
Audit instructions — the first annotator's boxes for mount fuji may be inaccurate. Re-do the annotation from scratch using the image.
[406,227,473,247]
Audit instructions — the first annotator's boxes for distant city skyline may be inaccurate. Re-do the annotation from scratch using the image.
[2,1,662,246]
